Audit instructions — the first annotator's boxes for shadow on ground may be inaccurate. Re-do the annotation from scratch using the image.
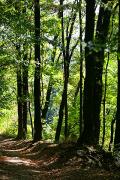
[0,135,120,179]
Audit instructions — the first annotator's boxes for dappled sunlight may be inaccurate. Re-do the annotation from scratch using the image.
[0,156,37,166]
[0,136,120,179]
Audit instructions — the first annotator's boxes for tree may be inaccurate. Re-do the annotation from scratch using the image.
[78,0,96,145]
[16,44,24,139]
[22,45,28,139]
[42,35,58,120]
[55,0,78,142]
[79,0,112,145]
[15,1,29,139]
[33,0,42,142]
[15,0,25,139]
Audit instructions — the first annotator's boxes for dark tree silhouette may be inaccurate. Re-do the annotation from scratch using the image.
[33,0,42,142]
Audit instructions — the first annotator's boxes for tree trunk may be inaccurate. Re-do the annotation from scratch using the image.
[78,0,112,145]
[16,45,24,139]
[33,0,42,142]
[55,0,66,142]
[55,87,66,142]
[22,50,28,139]
[42,79,52,119]
[78,0,96,145]
[64,61,69,140]
[93,1,112,144]
[55,1,76,142]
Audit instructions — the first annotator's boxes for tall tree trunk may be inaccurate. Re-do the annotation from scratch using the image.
[15,0,24,139]
[22,49,28,139]
[34,0,42,142]
[114,0,120,146]
[55,53,70,142]
[93,1,112,143]
[64,11,76,138]
[55,1,76,142]
[64,53,69,140]
[61,0,69,140]
[16,45,24,139]
[78,0,112,145]
[78,0,96,145]
[55,0,66,142]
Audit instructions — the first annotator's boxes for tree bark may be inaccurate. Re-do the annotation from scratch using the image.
[16,45,24,139]
[78,0,112,145]
[33,0,42,142]
[22,49,28,139]
[78,0,96,145]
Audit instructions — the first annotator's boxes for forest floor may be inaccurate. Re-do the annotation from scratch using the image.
[0,135,120,179]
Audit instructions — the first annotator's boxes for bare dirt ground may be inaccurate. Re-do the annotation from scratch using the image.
[0,135,120,180]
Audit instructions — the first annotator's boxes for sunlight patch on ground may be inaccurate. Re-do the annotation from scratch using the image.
[0,156,36,166]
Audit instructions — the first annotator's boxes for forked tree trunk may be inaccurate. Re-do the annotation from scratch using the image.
[55,1,77,142]
[78,0,96,145]
[78,0,112,145]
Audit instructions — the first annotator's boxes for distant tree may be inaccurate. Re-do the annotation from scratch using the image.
[15,0,24,139]
[16,44,24,139]
[55,0,78,142]
[42,35,58,120]
[16,1,29,139]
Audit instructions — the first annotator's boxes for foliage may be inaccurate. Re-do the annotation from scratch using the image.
[0,0,119,150]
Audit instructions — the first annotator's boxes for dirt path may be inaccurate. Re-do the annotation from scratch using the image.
[0,136,50,179]
[0,135,120,180]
